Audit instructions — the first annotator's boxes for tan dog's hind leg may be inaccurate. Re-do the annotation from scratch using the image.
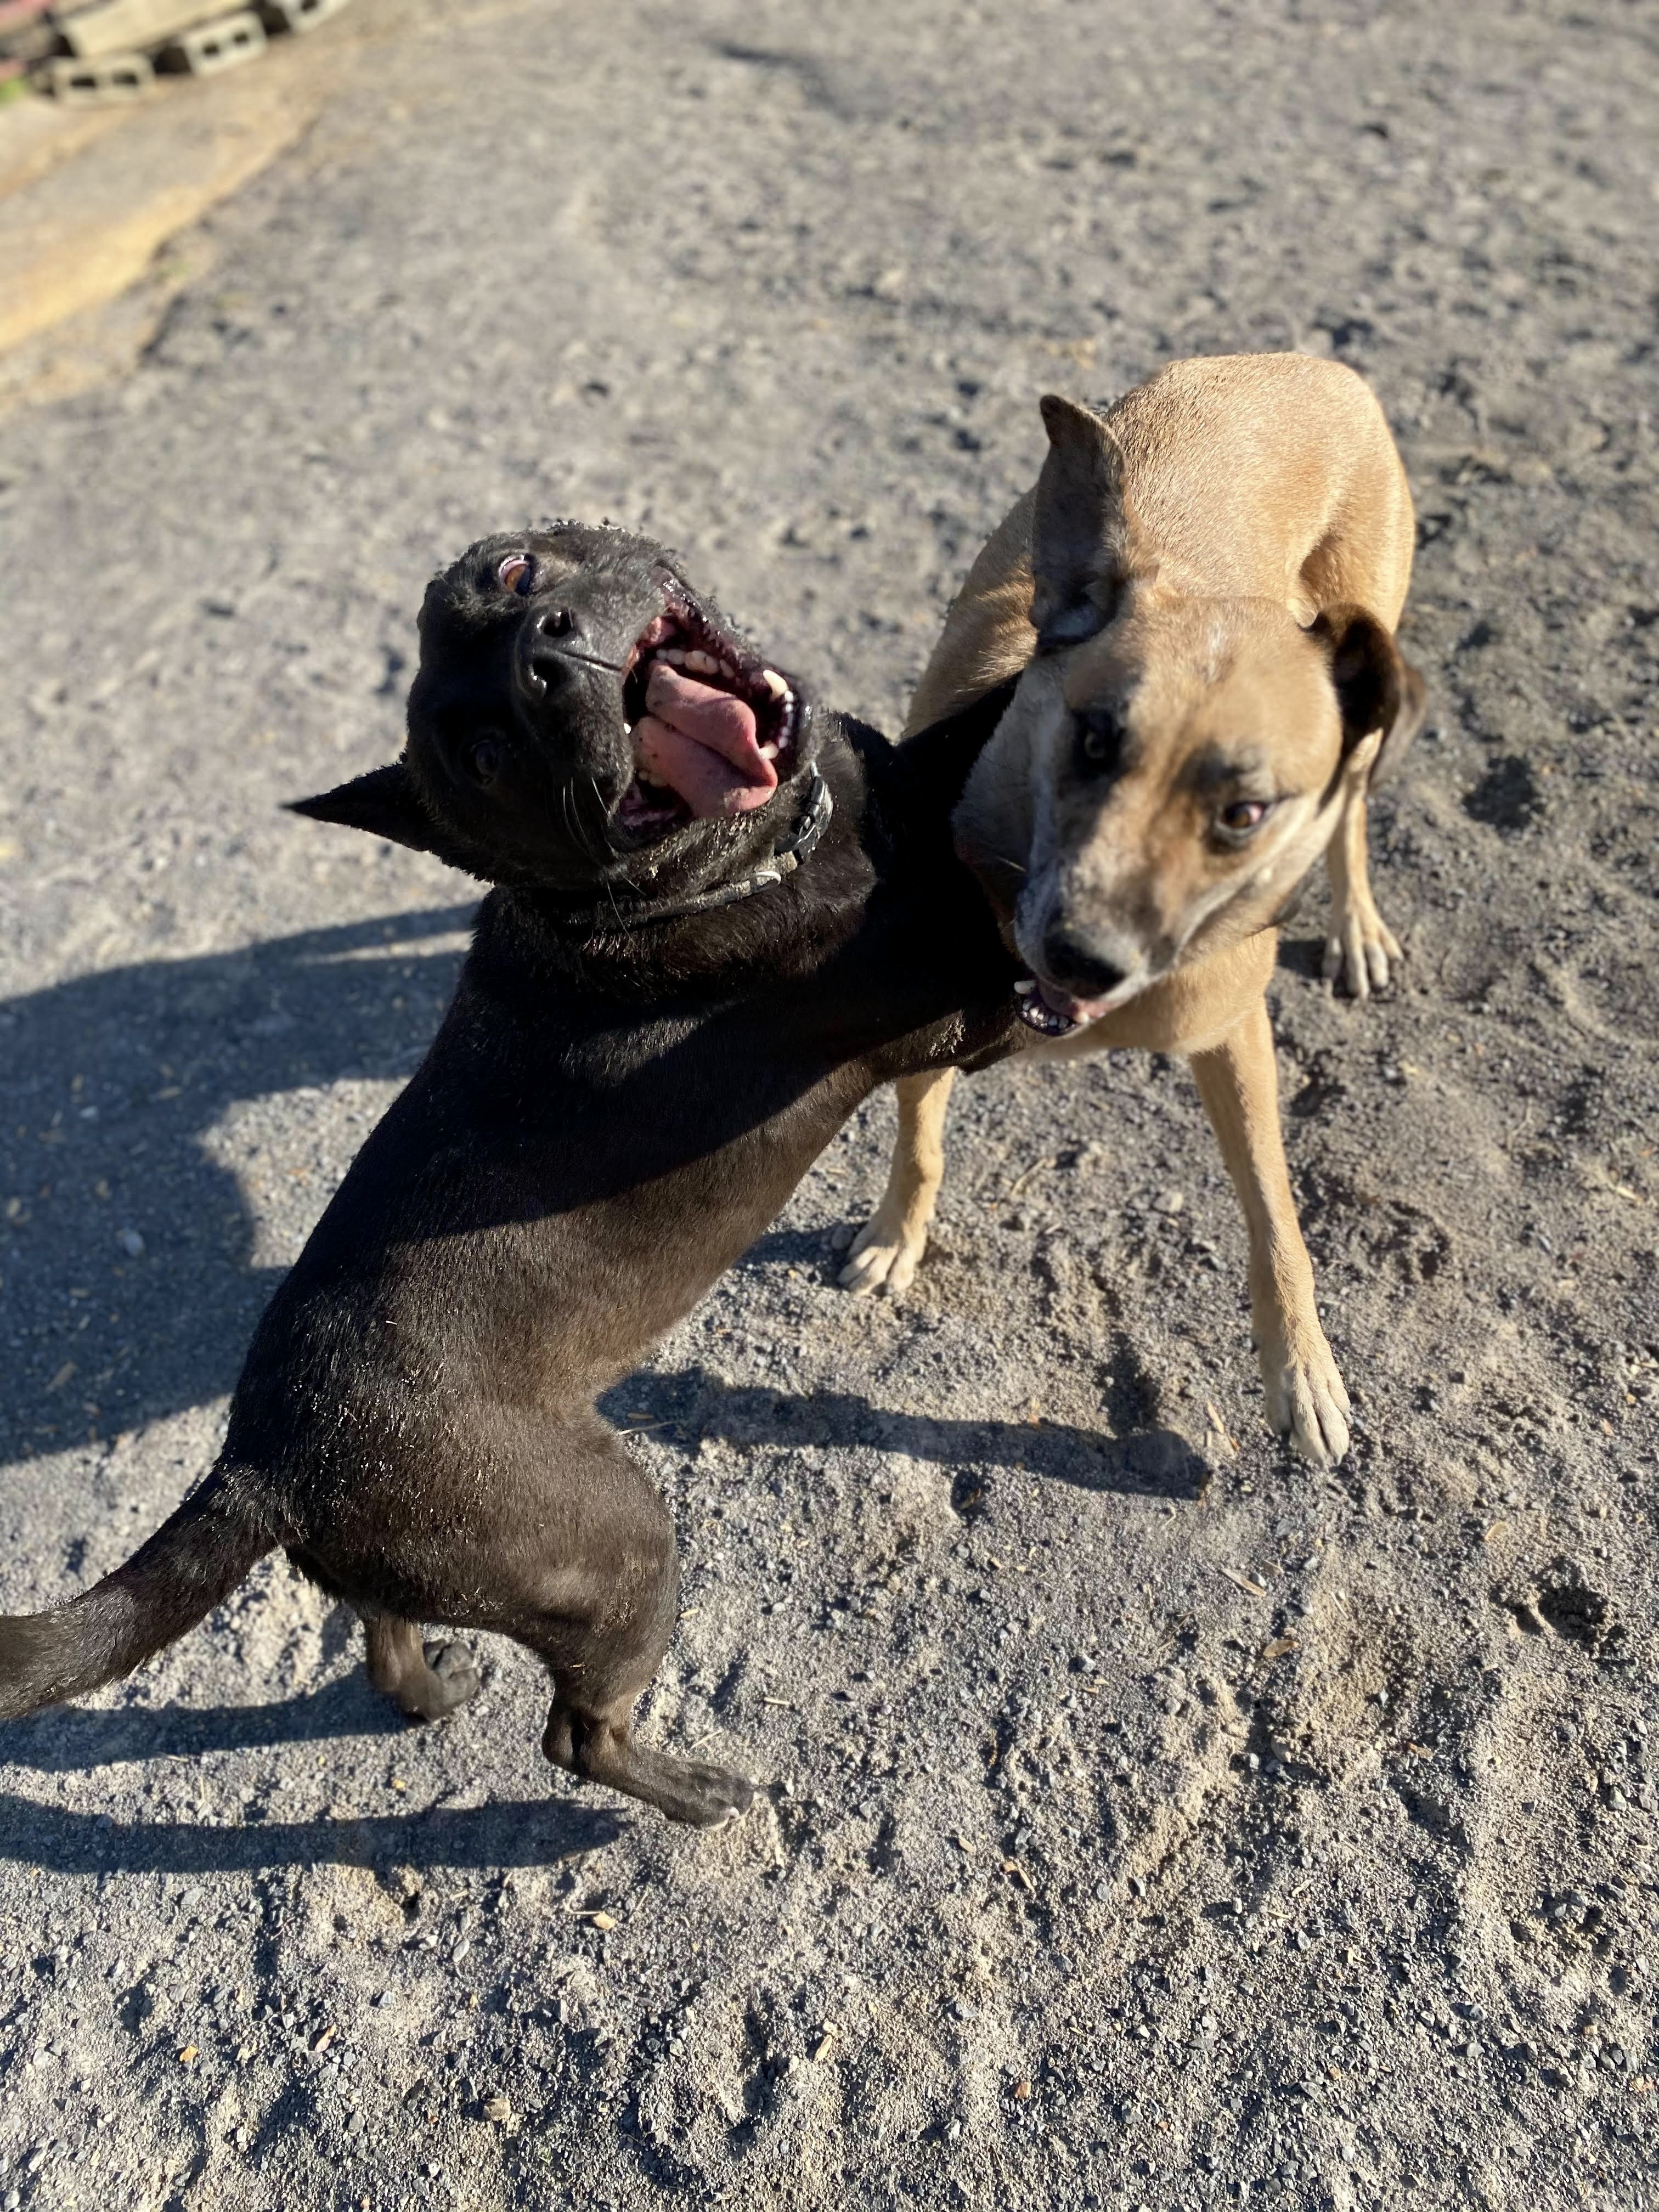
[1188,997,1350,1465]
[839,1069,957,1297]
[1323,761,1402,1000]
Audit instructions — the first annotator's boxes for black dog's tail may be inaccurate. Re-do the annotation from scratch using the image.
[0,1464,273,1720]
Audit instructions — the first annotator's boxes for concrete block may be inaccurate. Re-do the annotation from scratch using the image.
[157,4,263,72]
[256,0,349,32]
[46,46,154,98]
[55,0,216,60]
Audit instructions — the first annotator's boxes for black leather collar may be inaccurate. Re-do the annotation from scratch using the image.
[548,766,834,936]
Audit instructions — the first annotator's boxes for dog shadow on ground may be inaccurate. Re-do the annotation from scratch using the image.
[0,1792,622,1876]
[604,1343,1212,1503]
[0,1662,624,1870]
[0,1670,404,1774]
[1276,929,1331,984]
[0,902,475,1464]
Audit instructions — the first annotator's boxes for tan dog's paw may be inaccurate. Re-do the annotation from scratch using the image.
[1260,1330,1351,1466]
[1323,901,1402,1001]
[837,1211,927,1298]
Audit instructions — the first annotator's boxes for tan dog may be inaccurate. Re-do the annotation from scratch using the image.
[841,354,1425,1466]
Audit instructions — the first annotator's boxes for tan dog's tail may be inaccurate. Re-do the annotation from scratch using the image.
[0,1464,271,1719]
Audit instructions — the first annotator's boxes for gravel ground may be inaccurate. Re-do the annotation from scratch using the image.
[1,2,1656,2207]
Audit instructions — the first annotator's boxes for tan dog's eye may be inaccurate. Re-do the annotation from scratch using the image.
[1217,799,1270,834]
[497,554,534,596]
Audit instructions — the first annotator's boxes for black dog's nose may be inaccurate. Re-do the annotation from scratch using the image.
[517,606,583,699]
[1042,926,1126,999]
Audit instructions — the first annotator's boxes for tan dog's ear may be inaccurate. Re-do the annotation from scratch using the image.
[1030,394,1132,651]
[1308,603,1428,788]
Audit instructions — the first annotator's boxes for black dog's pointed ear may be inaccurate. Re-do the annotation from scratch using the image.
[1029,394,1136,652]
[287,762,449,856]
[1309,603,1427,788]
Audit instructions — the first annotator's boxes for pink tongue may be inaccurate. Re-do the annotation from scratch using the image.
[633,661,778,819]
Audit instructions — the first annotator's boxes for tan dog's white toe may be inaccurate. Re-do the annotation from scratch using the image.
[838,1220,924,1298]
[1259,1324,1352,1467]
[1323,904,1403,1001]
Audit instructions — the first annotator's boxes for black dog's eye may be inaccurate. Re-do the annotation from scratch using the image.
[496,554,534,596]
[1073,708,1124,776]
[1216,798,1271,836]
[469,736,503,785]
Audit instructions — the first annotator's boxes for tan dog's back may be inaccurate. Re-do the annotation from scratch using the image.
[906,353,1413,737]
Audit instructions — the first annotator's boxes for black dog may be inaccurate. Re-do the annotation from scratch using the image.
[0,524,1019,1825]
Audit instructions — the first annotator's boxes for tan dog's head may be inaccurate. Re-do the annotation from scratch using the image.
[970,396,1424,1022]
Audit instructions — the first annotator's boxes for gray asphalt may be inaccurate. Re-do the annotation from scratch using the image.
[0,2,1656,2208]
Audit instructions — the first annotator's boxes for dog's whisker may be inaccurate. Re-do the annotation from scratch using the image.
[564,778,610,874]
[582,775,613,860]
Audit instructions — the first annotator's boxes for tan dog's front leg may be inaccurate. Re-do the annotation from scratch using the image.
[1188,998,1350,1465]
[1323,768,1402,1000]
[839,1069,957,1297]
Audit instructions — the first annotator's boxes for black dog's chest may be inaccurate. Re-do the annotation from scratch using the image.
[425,878,1009,1221]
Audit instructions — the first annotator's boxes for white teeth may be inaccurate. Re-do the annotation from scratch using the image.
[758,741,780,760]
[1013,979,1037,995]
[717,659,737,680]
[661,647,686,665]
[685,649,720,676]
[760,668,788,700]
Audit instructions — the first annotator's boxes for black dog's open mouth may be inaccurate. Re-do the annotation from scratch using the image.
[614,602,802,842]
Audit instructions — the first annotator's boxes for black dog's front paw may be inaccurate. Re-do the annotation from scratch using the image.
[668,1758,758,1829]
